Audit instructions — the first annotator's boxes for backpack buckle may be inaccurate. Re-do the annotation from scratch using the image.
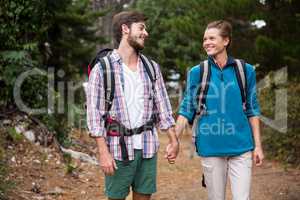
[196,104,207,116]
[105,99,113,105]
[242,102,247,111]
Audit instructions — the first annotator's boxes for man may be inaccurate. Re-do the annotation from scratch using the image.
[87,11,179,200]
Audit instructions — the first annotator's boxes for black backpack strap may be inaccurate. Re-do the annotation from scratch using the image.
[99,56,115,113]
[140,54,157,83]
[140,54,158,123]
[196,60,211,116]
[88,48,113,77]
[234,59,247,111]
[97,48,113,57]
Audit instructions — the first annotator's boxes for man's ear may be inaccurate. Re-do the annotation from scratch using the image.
[121,24,130,35]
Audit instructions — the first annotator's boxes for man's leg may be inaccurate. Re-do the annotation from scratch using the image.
[132,151,157,200]
[228,151,252,200]
[200,156,228,200]
[132,191,151,200]
[105,158,137,200]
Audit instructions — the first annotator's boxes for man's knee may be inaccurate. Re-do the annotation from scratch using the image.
[108,198,125,200]
[133,191,151,200]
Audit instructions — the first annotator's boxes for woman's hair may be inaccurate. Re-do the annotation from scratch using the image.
[112,11,148,45]
[206,20,232,49]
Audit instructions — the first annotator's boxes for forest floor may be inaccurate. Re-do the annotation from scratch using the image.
[4,129,300,200]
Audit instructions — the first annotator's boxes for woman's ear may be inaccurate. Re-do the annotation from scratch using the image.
[224,37,230,47]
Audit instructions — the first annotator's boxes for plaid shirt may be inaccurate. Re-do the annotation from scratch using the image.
[87,50,175,161]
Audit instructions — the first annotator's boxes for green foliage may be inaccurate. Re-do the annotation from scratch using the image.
[37,113,72,147]
[0,50,39,106]
[134,0,300,79]
[65,163,77,175]
[134,0,259,77]
[63,153,77,174]
[259,77,300,166]
[0,0,107,145]
[0,0,50,50]
[255,35,281,69]
[0,0,48,106]
[253,0,300,75]
[46,0,107,77]
[7,127,23,142]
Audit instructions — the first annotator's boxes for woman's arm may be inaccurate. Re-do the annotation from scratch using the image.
[249,116,264,166]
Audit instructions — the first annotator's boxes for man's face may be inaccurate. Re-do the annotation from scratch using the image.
[127,22,148,51]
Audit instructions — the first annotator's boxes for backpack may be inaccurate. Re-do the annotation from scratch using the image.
[87,48,157,115]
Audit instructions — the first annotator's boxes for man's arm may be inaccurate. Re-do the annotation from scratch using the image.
[163,126,179,164]
[152,62,179,162]
[87,64,117,175]
[249,116,264,166]
[95,137,117,175]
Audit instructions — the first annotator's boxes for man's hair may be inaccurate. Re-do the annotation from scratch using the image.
[112,11,148,45]
[206,20,232,49]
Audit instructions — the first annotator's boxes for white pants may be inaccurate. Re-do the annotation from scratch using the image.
[201,151,253,200]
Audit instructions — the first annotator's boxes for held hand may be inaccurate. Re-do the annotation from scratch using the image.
[164,141,179,164]
[99,150,118,176]
[253,146,264,166]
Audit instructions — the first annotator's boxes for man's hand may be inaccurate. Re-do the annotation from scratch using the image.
[253,146,264,166]
[95,137,118,176]
[99,149,118,176]
[165,140,179,164]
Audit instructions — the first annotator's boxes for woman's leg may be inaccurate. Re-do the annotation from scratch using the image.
[201,156,228,200]
[228,151,253,200]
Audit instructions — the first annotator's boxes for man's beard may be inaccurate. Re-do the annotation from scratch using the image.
[127,34,144,52]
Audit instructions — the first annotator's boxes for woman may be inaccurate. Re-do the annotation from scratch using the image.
[176,20,264,200]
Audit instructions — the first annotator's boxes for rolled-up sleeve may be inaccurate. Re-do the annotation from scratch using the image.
[178,66,199,123]
[245,64,261,117]
[86,63,107,137]
[152,62,175,130]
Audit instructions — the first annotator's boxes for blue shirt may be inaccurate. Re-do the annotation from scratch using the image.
[178,56,260,157]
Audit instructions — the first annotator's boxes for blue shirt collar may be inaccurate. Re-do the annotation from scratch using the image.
[208,56,236,69]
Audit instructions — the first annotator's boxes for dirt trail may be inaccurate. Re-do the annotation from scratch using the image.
[7,131,300,200]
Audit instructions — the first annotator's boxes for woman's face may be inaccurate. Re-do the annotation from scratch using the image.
[203,28,229,57]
